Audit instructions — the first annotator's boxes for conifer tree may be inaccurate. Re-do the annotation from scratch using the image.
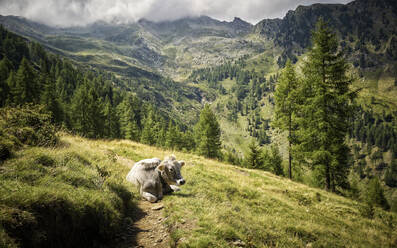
[274,60,299,179]
[194,104,221,158]
[6,71,16,105]
[165,121,180,149]
[367,178,389,210]
[0,57,11,106]
[245,140,263,169]
[141,107,157,145]
[103,96,119,138]
[270,145,284,176]
[14,57,38,104]
[86,83,105,138]
[298,19,355,191]
[40,75,62,123]
[118,95,141,141]
[385,160,397,188]
[71,82,91,136]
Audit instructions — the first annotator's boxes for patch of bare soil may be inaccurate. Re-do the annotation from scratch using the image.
[131,201,170,248]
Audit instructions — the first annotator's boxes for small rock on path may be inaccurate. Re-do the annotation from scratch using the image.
[132,201,169,248]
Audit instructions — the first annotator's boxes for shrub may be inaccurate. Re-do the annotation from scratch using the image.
[0,140,13,161]
[0,105,58,162]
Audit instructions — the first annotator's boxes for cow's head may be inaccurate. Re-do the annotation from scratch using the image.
[157,155,185,186]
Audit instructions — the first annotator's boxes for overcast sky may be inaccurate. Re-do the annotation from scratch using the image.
[0,0,353,27]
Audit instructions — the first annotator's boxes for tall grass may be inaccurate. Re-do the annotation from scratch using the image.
[0,106,138,247]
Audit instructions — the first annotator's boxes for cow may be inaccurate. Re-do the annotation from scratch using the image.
[126,155,186,203]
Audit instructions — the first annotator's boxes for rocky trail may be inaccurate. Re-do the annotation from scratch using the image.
[130,201,170,248]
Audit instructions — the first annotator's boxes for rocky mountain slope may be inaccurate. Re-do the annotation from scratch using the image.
[0,14,264,80]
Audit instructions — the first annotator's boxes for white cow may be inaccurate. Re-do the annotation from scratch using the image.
[126,155,185,203]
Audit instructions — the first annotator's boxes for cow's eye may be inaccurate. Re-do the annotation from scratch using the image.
[170,168,173,172]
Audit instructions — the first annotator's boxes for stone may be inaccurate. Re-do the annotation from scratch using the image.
[151,204,164,210]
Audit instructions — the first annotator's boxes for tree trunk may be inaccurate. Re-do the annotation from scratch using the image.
[288,114,292,179]
[325,162,331,191]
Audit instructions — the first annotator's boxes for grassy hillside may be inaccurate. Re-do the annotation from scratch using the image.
[2,133,395,247]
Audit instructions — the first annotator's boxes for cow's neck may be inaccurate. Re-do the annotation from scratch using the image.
[158,171,167,187]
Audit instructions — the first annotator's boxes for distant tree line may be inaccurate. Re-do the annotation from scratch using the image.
[350,107,397,156]
[189,55,279,146]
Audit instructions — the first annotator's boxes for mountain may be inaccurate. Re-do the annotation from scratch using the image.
[1,0,397,246]
[254,0,397,68]
[0,15,263,80]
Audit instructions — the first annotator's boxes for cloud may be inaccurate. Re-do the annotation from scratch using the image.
[0,0,353,27]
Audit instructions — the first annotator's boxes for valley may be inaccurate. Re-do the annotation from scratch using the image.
[0,0,397,247]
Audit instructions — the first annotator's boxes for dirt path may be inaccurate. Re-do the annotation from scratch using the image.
[131,201,170,248]
[114,154,170,248]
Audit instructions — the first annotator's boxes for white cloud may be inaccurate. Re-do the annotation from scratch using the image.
[0,0,353,27]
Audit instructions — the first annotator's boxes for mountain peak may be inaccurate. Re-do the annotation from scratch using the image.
[230,17,252,29]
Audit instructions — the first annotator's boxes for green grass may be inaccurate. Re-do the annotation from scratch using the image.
[106,136,397,247]
[1,133,396,247]
[352,68,397,115]
[0,134,138,247]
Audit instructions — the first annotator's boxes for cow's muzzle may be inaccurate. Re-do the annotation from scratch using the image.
[177,179,185,185]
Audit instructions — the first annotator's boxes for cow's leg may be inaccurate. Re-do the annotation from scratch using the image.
[156,181,164,200]
[170,185,180,192]
[142,191,157,203]
[141,181,158,203]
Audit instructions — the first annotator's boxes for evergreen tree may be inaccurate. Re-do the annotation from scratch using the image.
[6,71,16,105]
[367,178,389,210]
[71,82,91,136]
[385,160,397,188]
[165,121,180,149]
[194,104,221,158]
[273,59,299,179]
[298,19,355,191]
[14,57,38,104]
[245,140,263,169]
[270,145,284,176]
[156,122,167,147]
[117,95,141,141]
[40,75,62,123]
[103,96,119,138]
[0,57,12,106]
[71,80,105,138]
[141,107,157,145]
[86,83,105,138]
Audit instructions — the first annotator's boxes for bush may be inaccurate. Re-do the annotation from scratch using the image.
[0,140,13,161]
[0,105,58,162]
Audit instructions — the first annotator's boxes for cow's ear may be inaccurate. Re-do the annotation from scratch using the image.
[180,161,185,167]
[157,164,165,171]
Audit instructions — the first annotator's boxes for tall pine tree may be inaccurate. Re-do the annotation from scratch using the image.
[245,140,263,169]
[14,57,38,104]
[40,75,62,123]
[194,104,221,158]
[274,60,299,179]
[0,57,11,107]
[298,19,355,191]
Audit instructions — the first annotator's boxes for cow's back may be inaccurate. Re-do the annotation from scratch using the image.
[126,158,161,186]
